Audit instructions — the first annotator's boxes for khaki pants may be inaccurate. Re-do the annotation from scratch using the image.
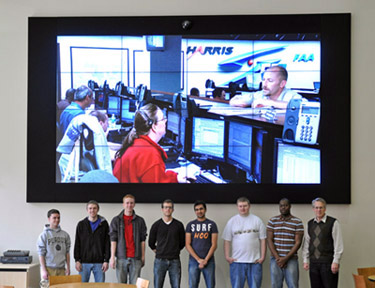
[47,267,66,276]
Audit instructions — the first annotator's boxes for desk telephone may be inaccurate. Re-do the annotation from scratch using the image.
[282,98,321,145]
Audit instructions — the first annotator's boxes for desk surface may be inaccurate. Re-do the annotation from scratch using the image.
[50,283,136,288]
[195,98,285,127]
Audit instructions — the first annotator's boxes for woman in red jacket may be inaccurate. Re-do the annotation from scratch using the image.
[113,103,190,183]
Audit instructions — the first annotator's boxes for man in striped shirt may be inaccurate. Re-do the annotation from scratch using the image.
[267,198,304,288]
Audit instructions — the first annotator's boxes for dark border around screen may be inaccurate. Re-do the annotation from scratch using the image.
[27,14,351,204]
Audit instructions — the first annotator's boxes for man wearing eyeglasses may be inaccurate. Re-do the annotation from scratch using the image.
[302,197,344,288]
[185,200,218,288]
[149,199,185,288]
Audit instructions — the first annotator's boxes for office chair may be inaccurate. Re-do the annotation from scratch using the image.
[358,267,375,288]
[353,273,367,288]
[136,277,150,288]
[49,275,82,286]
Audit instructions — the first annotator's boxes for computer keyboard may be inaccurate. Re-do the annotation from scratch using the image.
[107,128,130,144]
[195,174,212,184]
[195,172,227,184]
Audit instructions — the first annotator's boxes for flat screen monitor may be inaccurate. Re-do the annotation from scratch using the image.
[191,117,225,161]
[227,121,252,173]
[107,96,120,116]
[167,110,180,136]
[27,14,350,204]
[180,116,187,151]
[121,99,136,122]
[274,139,321,184]
[252,129,269,184]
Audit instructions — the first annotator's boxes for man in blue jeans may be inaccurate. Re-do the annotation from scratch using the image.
[222,197,266,288]
[149,199,185,288]
[109,194,147,284]
[186,200,218,288]
[267,198,304,288]
[74,200,110,282]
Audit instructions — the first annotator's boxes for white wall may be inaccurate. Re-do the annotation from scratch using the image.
[1,0,375,287]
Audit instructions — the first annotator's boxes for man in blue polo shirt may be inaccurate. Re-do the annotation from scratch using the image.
[59,85,93,135]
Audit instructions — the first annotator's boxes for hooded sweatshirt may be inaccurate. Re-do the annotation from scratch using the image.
[37,224,71,269]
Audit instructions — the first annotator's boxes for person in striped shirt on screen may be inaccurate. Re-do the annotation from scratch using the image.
[267,198,304,288]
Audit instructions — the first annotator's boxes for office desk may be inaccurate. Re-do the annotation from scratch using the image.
[50,283,136,288]
[0,263,40,288]
[195,98,286,127]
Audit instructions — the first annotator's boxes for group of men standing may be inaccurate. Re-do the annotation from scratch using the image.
[37,195,343,288]
[36,195,218,288]
[223,197,343,288]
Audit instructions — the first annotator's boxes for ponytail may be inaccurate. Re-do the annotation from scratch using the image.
[115,128,138,159]
[114,103,160,159]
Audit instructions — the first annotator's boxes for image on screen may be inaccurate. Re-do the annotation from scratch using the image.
[191,117,225,160]
[227,121,252,172]
[167,111,180,136]
[55,33,322,184]
[275,140,321,184]
[121,99,135,122]
[107,96,120,116]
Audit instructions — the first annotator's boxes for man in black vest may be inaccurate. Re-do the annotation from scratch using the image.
[302,198,344,288]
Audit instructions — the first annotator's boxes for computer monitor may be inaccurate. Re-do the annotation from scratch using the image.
[107,96,120,116]
[252,129,271,183]
[191,116,226,161]
[121,99,136,122]
[179,116,187,151]
[274,138,321,184]
[167,110,180,136]
[227,120,252,173]
[115,81,128,97]
[135,84,147,102]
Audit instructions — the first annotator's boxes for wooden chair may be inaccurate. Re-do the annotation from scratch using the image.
[358,267,375,288]
[353,273,367,288]
[136,277,150,288]
[49,275,82,286]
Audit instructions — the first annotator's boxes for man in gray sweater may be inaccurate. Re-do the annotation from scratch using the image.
[37,209,71,280]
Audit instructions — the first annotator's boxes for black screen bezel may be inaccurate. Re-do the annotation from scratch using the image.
[27,14,351,204]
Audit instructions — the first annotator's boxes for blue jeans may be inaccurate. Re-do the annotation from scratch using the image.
[230,262,262,288]
[154,258,181,288]
[80,263,105,282]
[188,257,215,288]
[116,258,142,284]
[270,257,299,288]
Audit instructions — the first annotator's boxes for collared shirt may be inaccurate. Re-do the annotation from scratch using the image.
[59,101,85,135]
[267,214,304,258]
[302,214,344,264]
